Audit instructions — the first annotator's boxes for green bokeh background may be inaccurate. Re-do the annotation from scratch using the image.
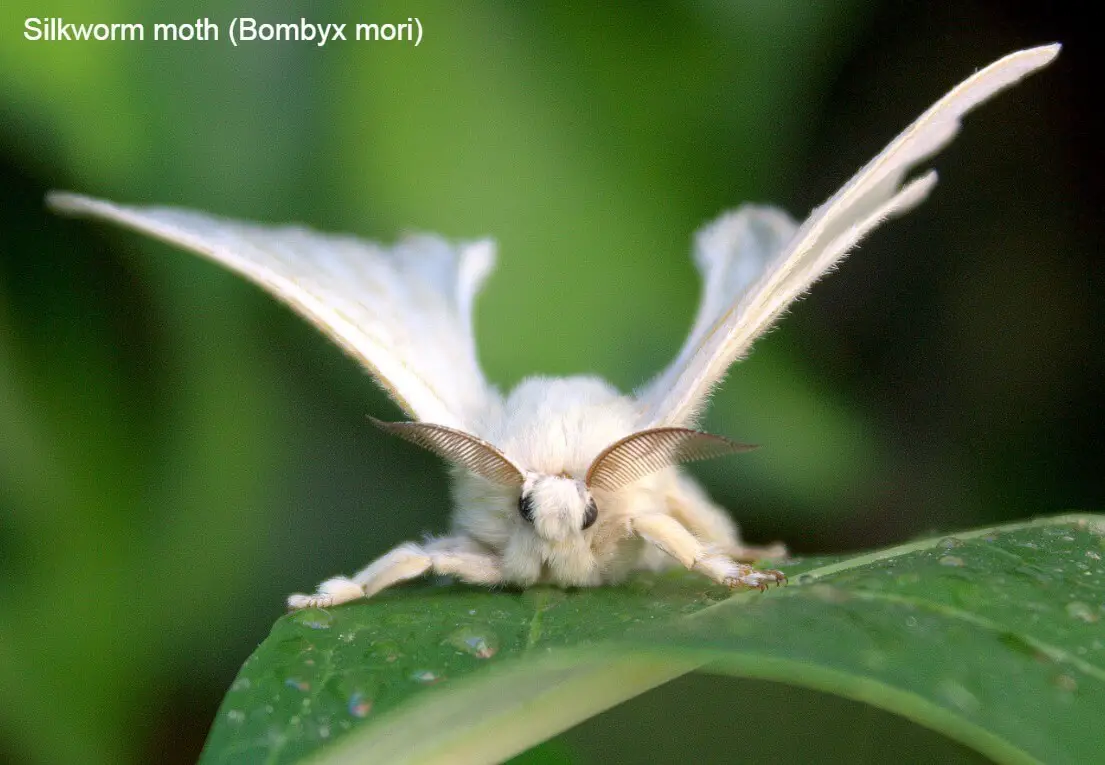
[0,2,1099,763]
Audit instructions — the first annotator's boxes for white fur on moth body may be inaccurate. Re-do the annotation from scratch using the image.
[46,45,1060,609]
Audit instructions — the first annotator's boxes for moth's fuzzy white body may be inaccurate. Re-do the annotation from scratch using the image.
[451,375,753,589]
[46,45,1060,610]
[456,376,643,586]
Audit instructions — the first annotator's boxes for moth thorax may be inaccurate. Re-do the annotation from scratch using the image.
[527,475,594,542]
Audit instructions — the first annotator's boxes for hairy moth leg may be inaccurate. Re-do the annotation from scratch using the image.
[286,536,503,610]
[631,513,784,591]
[666,475,787,563]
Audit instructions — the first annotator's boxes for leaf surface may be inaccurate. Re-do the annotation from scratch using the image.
[201,514,1105,765]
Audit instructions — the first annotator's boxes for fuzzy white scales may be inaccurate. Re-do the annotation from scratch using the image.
[48,45,1060,608]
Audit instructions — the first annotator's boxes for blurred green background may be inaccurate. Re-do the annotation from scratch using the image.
[0,1,1099,763]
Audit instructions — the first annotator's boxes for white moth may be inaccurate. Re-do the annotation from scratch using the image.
[49,45,1058,610]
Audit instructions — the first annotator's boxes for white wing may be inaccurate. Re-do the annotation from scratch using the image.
[637,44,1060,427]
[47,193,499,429]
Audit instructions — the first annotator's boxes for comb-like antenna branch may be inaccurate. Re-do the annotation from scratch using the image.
[586,427,756,492]
[369,418,525,487]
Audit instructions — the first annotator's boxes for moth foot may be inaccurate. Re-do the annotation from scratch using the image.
[287,593,332,610]
[724,566,786,592]
[693,554,784,591]
[286,576,364,610]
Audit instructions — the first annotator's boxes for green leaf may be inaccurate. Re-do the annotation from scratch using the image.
[200,514,1105,764]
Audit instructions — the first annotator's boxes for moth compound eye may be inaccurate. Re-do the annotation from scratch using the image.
[581,498,598,530]
[518,492,536,522]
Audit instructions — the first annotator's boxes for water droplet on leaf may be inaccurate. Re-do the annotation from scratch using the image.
[226,709,245,724]
[937,679,980,713]
[348,692,372,718]
[938,537,964,550]
[410,669,443,684]
[285,677,310,692]
[1054,674,1078,693]
[938,555,966,568]
[445,626,499,659]
[291,608,333,630]
[370,639,402,663]
[1065,601,1099,623]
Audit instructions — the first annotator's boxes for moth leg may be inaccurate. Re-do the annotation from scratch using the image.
[666,475,787,563]
[286,536,503,610]
[631,513,784,591]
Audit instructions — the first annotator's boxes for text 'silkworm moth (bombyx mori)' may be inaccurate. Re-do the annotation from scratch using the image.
[49,45,1059,609]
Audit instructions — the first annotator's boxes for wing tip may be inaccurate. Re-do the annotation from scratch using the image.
[46,191,126,222]
[1000,43,1061,72]
[45,190,93,215]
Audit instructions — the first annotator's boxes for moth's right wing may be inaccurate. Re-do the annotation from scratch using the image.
[637,44,1060,428]
[48,193,499,430]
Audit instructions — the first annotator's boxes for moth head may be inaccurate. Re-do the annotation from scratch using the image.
[373,417,594,542]
[518,473,597,542]
[372,419,755,544]
[511,427,757,543]
[584,427,757,493]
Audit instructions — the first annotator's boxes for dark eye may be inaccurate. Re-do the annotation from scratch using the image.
[518,492,536,522]
[581,498,598,530]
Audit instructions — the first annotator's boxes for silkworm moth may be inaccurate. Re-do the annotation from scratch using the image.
[48,45,1059,609]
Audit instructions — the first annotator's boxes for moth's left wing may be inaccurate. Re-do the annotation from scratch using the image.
[48,193,499,429]
[637,44,1059,427]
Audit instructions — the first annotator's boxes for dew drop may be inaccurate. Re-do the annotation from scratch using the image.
[1086,551,1101,561]
[446,626,500,659]
[1065,601,1099,624]
[290,608,334,630]
[338,631,357,644]
[796,573,814,585]
[1054,674,1078,693]
[285,677,311,692]
[371,639,402,663]
[319,724,331,739]
[938,537,964,550]
[348,692,372,718]
[226,709,245,724]
[938,555,966,568]
[937,679,980,713]
[410,669,443,684]
[230,677,251,692]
